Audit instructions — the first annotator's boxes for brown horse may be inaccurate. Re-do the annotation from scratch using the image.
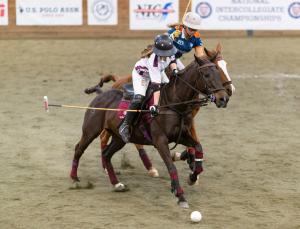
[85,44,234,174]
[71,56,229,208]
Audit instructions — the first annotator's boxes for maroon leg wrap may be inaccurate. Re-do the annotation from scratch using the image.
[187,147,195,154]
[194,150,204,174]
[70,160,79,179]
[101,143,108,151]
[103,159,118,185]
[100,143,108,169]
[170,169,184,197]
[101,155,106,170]
[138,148,152,170]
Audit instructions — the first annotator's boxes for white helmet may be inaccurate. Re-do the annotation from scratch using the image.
[182,12,202,30]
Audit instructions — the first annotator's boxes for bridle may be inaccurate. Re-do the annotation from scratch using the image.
[158,61,223,150]
[159,61,224,110]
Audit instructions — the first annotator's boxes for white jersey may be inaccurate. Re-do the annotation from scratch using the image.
[134,53,176,84]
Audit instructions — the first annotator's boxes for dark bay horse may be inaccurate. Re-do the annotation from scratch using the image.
[85,44,234,176]
[71,56,229,208]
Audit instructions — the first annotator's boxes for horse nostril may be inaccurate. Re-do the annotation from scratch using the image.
[220,97,227,102]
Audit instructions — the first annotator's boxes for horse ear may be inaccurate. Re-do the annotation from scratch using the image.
[210,52,218,63]
[194,55,206,65]
[216,43,222,53]
[205,47,212,58]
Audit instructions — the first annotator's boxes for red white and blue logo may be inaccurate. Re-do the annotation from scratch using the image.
[134,2,175,21]
[288,2,300,19]
[195,2,212,19]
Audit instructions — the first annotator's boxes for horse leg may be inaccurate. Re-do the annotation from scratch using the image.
[187,143,204,186]
[102,136,128,192]
[70,131,100,182]
[135,144,159,178]
[172,118,200,172]
[153,136,188,208]
[100,129,111,171]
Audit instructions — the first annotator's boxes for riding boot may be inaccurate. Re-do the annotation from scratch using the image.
[119,94,144,143]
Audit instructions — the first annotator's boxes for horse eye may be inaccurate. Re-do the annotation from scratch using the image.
[204,74,210,78]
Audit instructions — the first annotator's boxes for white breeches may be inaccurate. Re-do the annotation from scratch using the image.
[132,70,170,96]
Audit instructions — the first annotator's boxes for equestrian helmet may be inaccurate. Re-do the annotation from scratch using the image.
[153,34,177,57]
[183,12,202,30]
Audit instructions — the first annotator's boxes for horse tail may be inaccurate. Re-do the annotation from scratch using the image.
[111,75,132,89]
[84,74,133,94]
[84,74,119,94]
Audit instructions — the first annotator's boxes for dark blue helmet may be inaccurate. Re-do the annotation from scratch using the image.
[153,34,177,57]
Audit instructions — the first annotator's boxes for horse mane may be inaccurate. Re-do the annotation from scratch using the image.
[177,56,211,76]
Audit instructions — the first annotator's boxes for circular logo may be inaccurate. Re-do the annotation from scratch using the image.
[195,2,212,19]
[288,2,300,19]
[92,0,113,21]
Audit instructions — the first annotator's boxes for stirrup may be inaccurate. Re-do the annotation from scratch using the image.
[119,122,130,143]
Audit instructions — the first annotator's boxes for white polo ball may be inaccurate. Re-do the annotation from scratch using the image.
[190,211,202,222]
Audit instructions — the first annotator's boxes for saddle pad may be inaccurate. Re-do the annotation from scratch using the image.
[117,100,130,120]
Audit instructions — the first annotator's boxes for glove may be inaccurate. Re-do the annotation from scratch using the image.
[171,30,181,39]
[149,105,159,117]
[172,69,179,77]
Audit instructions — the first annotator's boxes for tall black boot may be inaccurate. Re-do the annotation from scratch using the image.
[119,95,144,143]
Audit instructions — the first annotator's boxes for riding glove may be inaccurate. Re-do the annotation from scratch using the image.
[171,30,181,39]
[172,69,179,77]
[149,105,159,117]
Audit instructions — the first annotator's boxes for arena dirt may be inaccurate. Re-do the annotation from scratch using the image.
[0,37,299,229]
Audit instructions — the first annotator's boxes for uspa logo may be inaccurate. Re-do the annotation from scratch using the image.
[195,2,212,19]
[288,2,300,19]
[92,0,113,21]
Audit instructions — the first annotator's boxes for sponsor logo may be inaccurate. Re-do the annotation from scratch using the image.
[18,6,80,14]
[0,3,5,17]
[288,2,300,19]
[134,2,175,20]
[92,0,113,21]
[195,2,212,19]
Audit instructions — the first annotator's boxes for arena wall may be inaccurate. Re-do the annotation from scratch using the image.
[0,0,299,39]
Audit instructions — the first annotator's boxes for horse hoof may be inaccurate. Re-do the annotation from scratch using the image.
[69,180,94,190]
[148,167,159,178]
[70,176,80,182]
[178,200,189,209]
[171,152,181,161]
[70,180,81,189]
[113,182,129,192]
[187,175,199,186]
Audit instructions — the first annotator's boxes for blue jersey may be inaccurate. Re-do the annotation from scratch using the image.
[168,26,203,58]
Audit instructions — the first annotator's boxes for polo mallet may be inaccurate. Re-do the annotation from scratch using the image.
[43,96,147,113]
[182,0,192,22]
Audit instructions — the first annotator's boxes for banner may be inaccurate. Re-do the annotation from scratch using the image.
[88,0,117,25]
[130,0,179,30]
[0,0,8,25]
[16,0,82,25]
[192,0,300,30]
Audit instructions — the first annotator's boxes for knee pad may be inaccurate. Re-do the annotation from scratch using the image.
[149,83,161,92]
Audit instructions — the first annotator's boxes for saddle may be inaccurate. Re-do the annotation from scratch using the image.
[122,83,134,100]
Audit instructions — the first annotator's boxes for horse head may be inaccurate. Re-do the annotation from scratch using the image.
[204,43,235,96]
[194,55,229,108]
